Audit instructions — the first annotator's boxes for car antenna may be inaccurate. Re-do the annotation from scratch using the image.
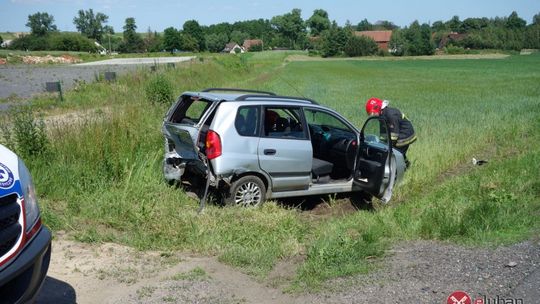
[277,74,307,99]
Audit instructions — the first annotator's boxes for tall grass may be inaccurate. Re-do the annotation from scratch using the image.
[8,52,540,289]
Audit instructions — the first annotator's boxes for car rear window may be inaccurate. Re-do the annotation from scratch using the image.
[235,106,260,137]
[169,96,213,124]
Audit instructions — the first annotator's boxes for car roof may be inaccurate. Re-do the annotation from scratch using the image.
[181,88,318,105]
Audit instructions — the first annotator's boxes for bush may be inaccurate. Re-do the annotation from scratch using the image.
[344,35,378,57]
[308,49,320,57]
[9,33,97,52]
[48,33,97,52]
[145,74,174,105]
[444,45,467,54]
[9,35,50,51]
[248,43,263,52]
[0,107,49,159]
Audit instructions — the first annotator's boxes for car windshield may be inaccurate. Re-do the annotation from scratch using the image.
[304,108,352,133]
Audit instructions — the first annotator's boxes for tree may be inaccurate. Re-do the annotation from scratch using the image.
[506,11,526,30]
[229,30,249,45]
[533,12,540,26]
[460,18,482,32]
[0,35,3,45]
[183,20,205,51]
[181,34,199,52]
[163,27,182,52]
[206,33,228,52]
[319,21,351,57]
[402,21,434,56]
[26,12,57,36]
[431,21,447,32]
[524,23,540,49]
[271,8,306,49]
[446,15,461,32]
[73,9,110,42]
[206,22,233,37]
[389,29,406,56]
[306,9,330,36]
[344,35,378,57]
[120,17,144,53]
[374,20,398,30]
[356,19,373,31]
[144,28,163,52]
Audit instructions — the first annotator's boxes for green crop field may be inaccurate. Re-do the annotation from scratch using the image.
[1,51,539,290]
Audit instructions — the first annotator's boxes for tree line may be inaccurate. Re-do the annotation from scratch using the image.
[3,9,539,56]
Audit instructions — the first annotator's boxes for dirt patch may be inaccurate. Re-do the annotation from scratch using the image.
[21,55,82,64]
[36,234,311,304]
[36,233,539,304]
[267,255,306,289]
[37,234,540,304]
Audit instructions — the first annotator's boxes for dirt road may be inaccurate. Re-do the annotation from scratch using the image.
[35,233,539,304]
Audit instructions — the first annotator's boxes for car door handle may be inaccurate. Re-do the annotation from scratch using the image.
[264,149,276,155]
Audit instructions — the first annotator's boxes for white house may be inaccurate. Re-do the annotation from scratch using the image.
[222,43,244,54]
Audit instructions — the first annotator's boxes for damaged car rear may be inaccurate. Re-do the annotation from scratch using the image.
[162,88,406,206]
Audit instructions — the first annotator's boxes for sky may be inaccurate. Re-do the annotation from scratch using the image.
[1,0,539,33]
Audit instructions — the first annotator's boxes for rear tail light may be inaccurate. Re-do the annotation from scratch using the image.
[205,130,222,160]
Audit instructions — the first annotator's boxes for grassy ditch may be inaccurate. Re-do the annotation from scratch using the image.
[1,51,539,290]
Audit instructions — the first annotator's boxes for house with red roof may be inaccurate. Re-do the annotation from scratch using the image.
[243,39,263,51]
[354,30,393,51]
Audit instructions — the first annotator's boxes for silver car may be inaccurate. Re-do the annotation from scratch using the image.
[162,88,406,206]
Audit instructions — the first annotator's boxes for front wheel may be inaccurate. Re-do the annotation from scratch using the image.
[225,175,266,207]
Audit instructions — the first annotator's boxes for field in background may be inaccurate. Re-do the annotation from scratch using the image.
[1,51,538,290]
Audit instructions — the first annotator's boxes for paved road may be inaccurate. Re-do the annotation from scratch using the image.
[0,56,195,100]
[74,56,195,66]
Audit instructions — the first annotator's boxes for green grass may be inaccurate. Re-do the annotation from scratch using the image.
[171,267,209,281]
[2,51,539,290]
[0,49,201,63]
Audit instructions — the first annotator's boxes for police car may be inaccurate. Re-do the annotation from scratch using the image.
[0,144,51,303]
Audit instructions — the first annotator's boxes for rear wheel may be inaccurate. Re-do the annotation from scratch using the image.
[225,175,266,207]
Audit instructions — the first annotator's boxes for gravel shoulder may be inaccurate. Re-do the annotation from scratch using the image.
[36,234,539,304]
[0,64,138,100]
[0,56,195,100]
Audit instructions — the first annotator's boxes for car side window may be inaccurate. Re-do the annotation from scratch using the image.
[304,108,353,133]
[235,106,260,137]
[263,107,306,139]
[362,117,390,145]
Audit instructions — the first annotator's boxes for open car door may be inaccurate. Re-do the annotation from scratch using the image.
[353,116,396,203]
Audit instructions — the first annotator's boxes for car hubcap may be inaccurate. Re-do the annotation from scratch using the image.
[234,182,261,206]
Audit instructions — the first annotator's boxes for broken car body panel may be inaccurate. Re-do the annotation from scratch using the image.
[161,89,406,205]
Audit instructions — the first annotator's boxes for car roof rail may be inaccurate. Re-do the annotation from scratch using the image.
[235,94,319,105]
[202,88,276,95]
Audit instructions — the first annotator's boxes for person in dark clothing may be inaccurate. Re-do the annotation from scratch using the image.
[365,97,417,167]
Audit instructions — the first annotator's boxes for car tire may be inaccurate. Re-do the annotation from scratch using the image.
[225,175,266,207]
